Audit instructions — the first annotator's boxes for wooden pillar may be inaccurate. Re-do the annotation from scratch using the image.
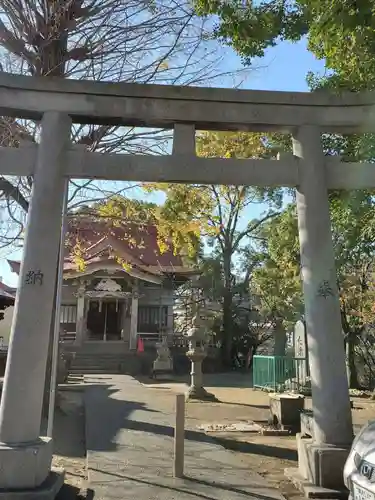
[75,282,86,345]
[130,281,139,350]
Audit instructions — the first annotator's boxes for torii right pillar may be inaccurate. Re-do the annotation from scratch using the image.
[286,125,353,496]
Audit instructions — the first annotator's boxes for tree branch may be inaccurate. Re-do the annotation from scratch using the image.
[233,211,280,252]
[0,177,29,212]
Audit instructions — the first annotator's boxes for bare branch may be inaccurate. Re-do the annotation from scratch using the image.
[0,0,245,251]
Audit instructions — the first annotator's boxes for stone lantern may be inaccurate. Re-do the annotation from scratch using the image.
[185,313,217,401]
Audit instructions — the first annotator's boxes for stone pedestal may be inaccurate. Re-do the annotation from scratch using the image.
[186,349,216,401]
[185,315,217,402]
[0,112,71,495]
[269,393,304,433]
[286,436,350,498]
[0,438,53,489]
[286,410,350,497]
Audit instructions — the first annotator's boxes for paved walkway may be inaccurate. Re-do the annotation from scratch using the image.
[84,374,286,500]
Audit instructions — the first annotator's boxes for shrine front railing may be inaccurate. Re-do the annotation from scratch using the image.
[252,355,309,393]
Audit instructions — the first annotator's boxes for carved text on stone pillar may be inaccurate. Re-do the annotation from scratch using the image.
[316,280,334,298]
[24,270,44,286]
[297,337,304,357]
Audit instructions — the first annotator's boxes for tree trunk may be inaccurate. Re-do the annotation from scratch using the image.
[222,292,233,367]
[273,319,286,356]
[221,253,233,367]
[346,337,359,389]
[248,345,258,370]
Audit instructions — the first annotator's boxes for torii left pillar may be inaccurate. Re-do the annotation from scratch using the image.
[0,112,71,496]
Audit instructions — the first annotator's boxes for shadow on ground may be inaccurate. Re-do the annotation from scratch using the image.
[214,436,298,461]
[84,379,297,465]
[85,382,163,452]
[88,467,281,500]
[137,371,253,389]
[56,484,94,500]
[85,381,221,451]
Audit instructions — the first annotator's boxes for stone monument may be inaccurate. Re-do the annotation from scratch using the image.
[152,331,173,378]
[185,313,217,401]
[294,319,309,386]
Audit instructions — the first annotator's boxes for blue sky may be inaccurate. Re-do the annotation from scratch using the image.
[0,38,326,287]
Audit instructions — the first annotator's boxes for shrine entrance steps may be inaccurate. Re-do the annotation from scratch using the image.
[70,353,125,374]
[63,344,155,375]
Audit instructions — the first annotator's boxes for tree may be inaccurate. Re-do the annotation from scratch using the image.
[250,205,303,354]
[193,0,375,87]
[0,0,241,250]
[252,193,375,388]
[329,191,375,388]
[176,252,276,367]
[191,0,375,382]
[150,131,283,365]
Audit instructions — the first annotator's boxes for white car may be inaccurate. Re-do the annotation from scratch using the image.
[344,420,375,500]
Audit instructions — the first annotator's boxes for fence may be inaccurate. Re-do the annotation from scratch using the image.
[253,355,309,392]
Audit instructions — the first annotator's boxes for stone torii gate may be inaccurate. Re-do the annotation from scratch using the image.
[0,73,373,497]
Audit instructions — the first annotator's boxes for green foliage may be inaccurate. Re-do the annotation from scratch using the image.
[251,205,303,330]
[329,192,375,334]
[252,193,375,338]
[147,131,283,260]
[193,0,375,381]
[194,0,308,65]
[68,196,163,272]
[194,0,375,87]
[95,196,158,225]
[148,130,285,362]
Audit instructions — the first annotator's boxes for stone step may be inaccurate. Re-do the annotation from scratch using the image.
[72,356,126,363]
[71,359,124,367]
[72,352,129,357]
[70,354,125,374]
[68,351,150,376]
[70,368,121,374]
[71,365,122,371]
[70,362,122,367]
[72,355,127,361]
[71,361,119,365]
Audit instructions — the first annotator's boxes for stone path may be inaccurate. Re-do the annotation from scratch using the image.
[84,374,286,500]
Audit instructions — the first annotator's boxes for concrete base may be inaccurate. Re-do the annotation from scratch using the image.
[151,368,174,380]
[185,386,218,402]
[0,437,53,490]
[285,468,348,499]
[297,434,350,490]
[0,468,64,500]
[285,433,351,498]
[153,359,173,372]
[269,393,305,433]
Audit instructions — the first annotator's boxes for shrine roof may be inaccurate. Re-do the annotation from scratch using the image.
[8,219,195,280]
[0,281,16,299]
[65,219,183,268]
